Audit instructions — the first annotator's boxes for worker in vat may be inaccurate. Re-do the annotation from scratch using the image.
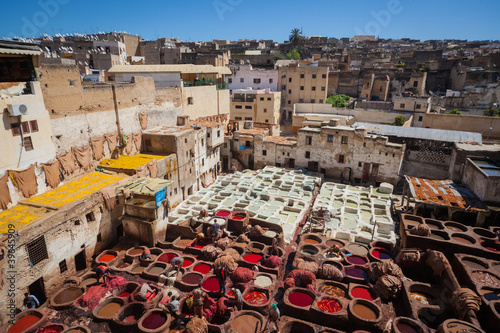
[270,234,280,256]
[96,264,110,284]
[170,257,185,274]
[192,288,205,318]
[262,303,280,333]
[215,263,226,295]
[136,282,155,302]
[211,220,220,242]
[22,292,40,310]
[141,247,152,260]
[195,232,205,246]
[227,287,243,311]
[325,244,345,261]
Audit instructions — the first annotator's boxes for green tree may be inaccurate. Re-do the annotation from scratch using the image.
[289,28,303,46]
[393,116,406,126]
[286,48,300,60]
[326,94,351,108]
[484,108,500,117]
[446,108,462,115]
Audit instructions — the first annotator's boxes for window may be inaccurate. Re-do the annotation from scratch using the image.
[300,86,304,90]
[235,116,242,120]
[319,99,323,103]
[228,78,232,83]
[27,236,48,266]
[321,87,326,91]
[322,74,327,79]
[305,151,311,159]
[311,99,315,103]
[327,134,334,142]
[245,105,252,109]
[416,104,422,109]
[299,99,304,103]
[269,79,273,83]
[185,138,188,143]
[245,141,251,148]
[288,89,292,94]
[341,136,348,144]
[21,121,30,134]
[235,105,242,109]
[363,142,366,147]
[245,117,252,121]
[312,74,316,79]
[97,233,102,242]
[254,78,261,84]
[86,212,95,222]
[240,78,244,82]
[217,130,220,137]
[311,87,316,91]
[366,82,370,88]
[69,80,76,87]
[59,259,67,273]
[202,158,204,166]
[358,162,362,167]
[338,155,345,163]
[23,137,33,151]
[174,188,178,195]
[30,120,39,132]
[11,123,21,136]
[201,139,204,146]
[306,136,312,145]
[264,108,267,113]
[288,100,291,104]
[400,103,405,108]
[300,74,305,78]
[188,97,193,105]
[281,85,286,90]
[379,86,383,92]
[288,78,292,82]
[263,150,267,156]
[265,119,269,123]
[418,116,423,122]
[260,97,264,101]
[281,74,286,78]
[413,81,418,87]
[224,142,228,148]
[267,97,271,101]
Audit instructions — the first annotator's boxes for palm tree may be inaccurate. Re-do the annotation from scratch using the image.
[289,28,302,46]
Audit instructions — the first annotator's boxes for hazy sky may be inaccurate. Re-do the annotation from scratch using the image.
[1,0,498,41]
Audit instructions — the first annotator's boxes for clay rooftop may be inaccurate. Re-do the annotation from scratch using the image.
[143,126,193,135]
[264,136,297,146]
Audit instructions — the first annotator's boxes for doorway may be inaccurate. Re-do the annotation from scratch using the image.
[116,224,124,238]
[74,250,86,272]
[29,277,47,305]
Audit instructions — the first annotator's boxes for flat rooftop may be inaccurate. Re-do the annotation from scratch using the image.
[99,154,164,170]
[108,64,231,75]
[116,178,172,196]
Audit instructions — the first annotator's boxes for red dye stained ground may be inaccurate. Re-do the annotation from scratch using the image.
[8,315,40,333]
[216,211,230,217]
[99,254,116,262]
[193,264,211,274]
[351,287,375,301]
[288,291,313,307]
[372,250,392,260]
[182,259,194,267]
[202,277,220,292]
[244,254,262,263]
[244,291,267,305]
[317,299,342,313]
[142,313,167,329]
[157,253,177,263]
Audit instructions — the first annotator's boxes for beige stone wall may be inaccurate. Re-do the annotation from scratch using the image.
[182,86,219,119]
[421,113,500,140]
[278,66,329,111]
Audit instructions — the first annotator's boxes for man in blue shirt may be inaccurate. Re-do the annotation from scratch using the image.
[211,221,220,242]
[23,292,40,310]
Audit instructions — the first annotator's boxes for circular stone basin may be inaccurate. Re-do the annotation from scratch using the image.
[326,239,344,248]
[445,222,468,232]
[429,232,446,240]
[351,287,375,301]
[288,291,313,307]
[193,263,211,274]
[462,258,488,270]
[117,262,131,269]
[97,302,122,318]
[345,267,368,280]
[395,323,418,333]
[8,315,41,333]
[452,234,475,245]
[304,238,320,244]
[472,271,500,288]
[182,273,203,285]
[54,287,83,304]
[147,265,166,275]
[425,220,443,230]
[254,275,273,288]
[128,248,143,256]
[142,313,168,330]
[233,314,262,333]
[345,243,368,256]
[446,321,481,333]
[119,292,131,298]
[481,241,500,252]
[300,245,319,255]
[473,227,497,239]
[409,292,433,305]
[34,324,64,333]
[317,298,341,313]
[157,253,177,263]
[347,255,367,265]
[216,211,230,217]
[244,254,263,263]
[232,213,246,220]
[481,288,500,301]
[131,266,146,273]
[202,277,220,292]
[182,258,194,267]
[319,285,345,298]
[245,291,268,305]
[371,249,392,260]
[352,303,377,320]
[99,254,116,262]
[79,277,97,288]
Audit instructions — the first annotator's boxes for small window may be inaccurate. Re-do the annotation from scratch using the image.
[244,117,252,121]
[59,259,67,273]
[288,100,291,104]
[264,108,267,113]
[26,236,49,266]
[263,150,267,156]
[400,103,405,108]
[299,99,304,103]
[29,120,38,132]
[282,152,285,156]
[269,79,273,83]
[338,155,345,163]
[69,80,76,87]
[217,130,220,137]
[288,89,292,94]
[245,105,252,109]
[300,74,305,78]
[267,97,271,101]
[254,78,261,84]
[305,151,311,159]
[202,158,204,166]
[240,78,244,82]
[322,74,327,79]
[97,233,102,242]
[358,162,362,167]
[188,97,193,105]
[23,137,34,151]
[281,74,286,78]
[235,117,242,120]
[312,74,317,79]
[288,78,292,82]
[327,134,333,142]
[201,139,204,146]
[265,119,269,123]
[341,136,348,144]
[185,138,188,143]
[228,78,232,83]
[416,104,422,109]
[11,123,21,136]
[260,97,264,101]
[363,142,366,147]
[413,81,418,87]
[311,87,316,91]
[300,86,304,91]
[418,116,423,121]
[319,99,323,103]
[21,121,30,134]
[311,99,315,103]
[224,142,228,148]
[245,141,251,148]
[86,212,95,222]
[321,87,326,91]
[174,188,178,195]
[379,86,383,92]
[281,85,286,90]
[235,105,242,109]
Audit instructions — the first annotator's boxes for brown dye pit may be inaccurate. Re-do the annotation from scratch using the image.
[326,240,344,248]
[345,243,368,256]
[132,266,146,273]
[396,323,418,333]
[54,287,83,304]
[352,303,376,320]
[429,233,445,240]
[118,263,131,269]
[463,259,487,270]
[176,239,193,248]
[98,302,122,317]
[148,266,165,275]
[472,271,500,288]
[446,322,480,333]
[319,285,345,298]
[492,264,500,275]
[129,249,143,256]
[447,226,464,232]
[80,278,97,287]
[249,247,262,253]
[452,235,474,245]
[233,242,247,248]
[233,314,261,333]
[304,238,320,244]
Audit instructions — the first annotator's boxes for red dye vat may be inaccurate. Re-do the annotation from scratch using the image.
[244,291,268,305]
[317,298,341,313]
[193,245,204,249]
[345,267,368,279]
[371,250,392,260]
[157,253,177,263]
[232,216,244,220]
[8,315,40,333]
[119,292,131,297]
[347,255,367,265]
[182,259,194,267]
[216,211,230,217]
[123,315,137,323]
[482,242,500,252]
[99,254,116,262]
[193,264,211,274]
[288,291,313,307]
[351,287,375,301]
[142,313,167,329]
[202,277,220,292]
[36,325,64,333]
[244,254,263,263]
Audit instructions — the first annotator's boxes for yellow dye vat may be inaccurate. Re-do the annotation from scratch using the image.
[99,154,163,170]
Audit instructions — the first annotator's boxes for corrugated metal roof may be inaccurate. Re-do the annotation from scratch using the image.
[354,122,482,144]
[0,47,42,56]
[108,64,232,75]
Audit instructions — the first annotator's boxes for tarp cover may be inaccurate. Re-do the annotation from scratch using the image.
[0,172,12,210]
[139,112,148,130]
[9,164,38,198]
[42,160,61,188]
[105,132,118,154]
[124,135,133,155]
[133,132,142,151]
[100,187,117,211]
[73,146,92,170]
[90,137,105,161]
[57,150,77,175]
[155,187,166,207]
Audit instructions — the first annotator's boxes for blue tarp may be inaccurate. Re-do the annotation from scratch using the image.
[155,188,167,207]
[239,146,246,150]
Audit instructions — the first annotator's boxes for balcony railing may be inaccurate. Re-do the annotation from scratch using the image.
[183,80,227,90]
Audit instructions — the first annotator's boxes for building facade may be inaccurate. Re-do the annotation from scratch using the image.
[230,89,281,125]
